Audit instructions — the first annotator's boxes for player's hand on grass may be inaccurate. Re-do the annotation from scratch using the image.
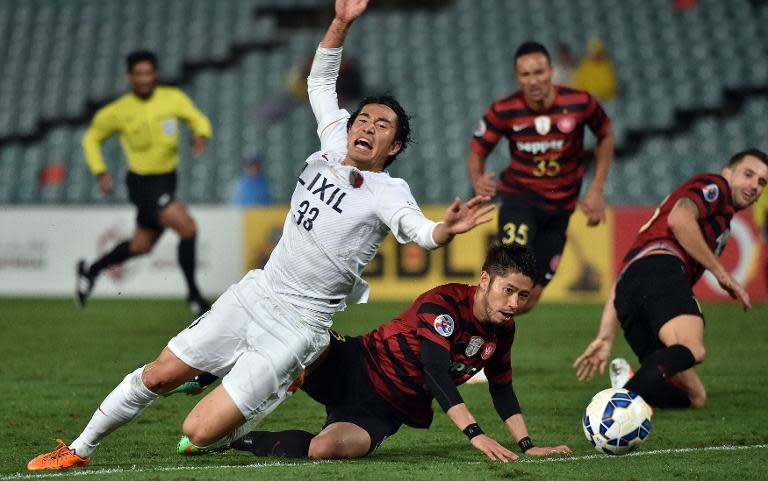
[470,434,518,463]
[573,337,611,382]
[443,196,495,235]
[580,188,606,226]
[524,445,573,457]
[98,172,113,195]
[473,171,497,197]
[715,270,751,311]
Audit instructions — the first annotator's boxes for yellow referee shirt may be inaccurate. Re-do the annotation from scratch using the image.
[755,190,768,230]
[82,86,212,175]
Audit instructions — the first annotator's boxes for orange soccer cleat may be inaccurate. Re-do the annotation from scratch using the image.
[27,439,91,471]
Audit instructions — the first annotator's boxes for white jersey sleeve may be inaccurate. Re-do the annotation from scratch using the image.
[308,46,350,153]
[374,178,440,250]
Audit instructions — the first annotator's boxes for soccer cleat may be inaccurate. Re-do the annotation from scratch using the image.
[609,358,634,389]
[177,435,228,456]
[27,439,91,471]
[163,380,205,397]
[75,260,94,308]
[187,294,211,317]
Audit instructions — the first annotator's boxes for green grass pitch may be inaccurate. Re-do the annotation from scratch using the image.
[1,297,766,480]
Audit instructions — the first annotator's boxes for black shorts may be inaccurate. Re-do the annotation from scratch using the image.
[614,255,703,362]
[301,332,402,455]
[126,171,177,232]
[497,193,571,286]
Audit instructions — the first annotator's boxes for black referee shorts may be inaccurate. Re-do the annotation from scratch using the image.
[126,171,177,232]
[498,193,571,286]
[614,254,703,363]
[301,332,402,455]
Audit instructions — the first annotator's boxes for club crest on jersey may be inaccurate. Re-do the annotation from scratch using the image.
[474,119,487,137]
[534,115,551,135]
[481,342,496,360]
[702,183,719,202]
[349,169,364,188]
[433,314,454,337]
[465,336,484,357]
[557,115,576,133]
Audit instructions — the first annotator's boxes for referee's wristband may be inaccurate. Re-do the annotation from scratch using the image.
[463,423,484,440]
[518,436,534,453]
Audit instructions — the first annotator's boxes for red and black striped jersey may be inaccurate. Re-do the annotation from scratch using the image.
[360,283,515,428]
[621,173,734,285]
[470,86,610,212]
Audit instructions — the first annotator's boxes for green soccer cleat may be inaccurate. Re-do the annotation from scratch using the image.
[163,380,205,397]
[177,436,230,456]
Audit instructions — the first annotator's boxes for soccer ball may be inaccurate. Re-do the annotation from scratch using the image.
[582,388,652,455]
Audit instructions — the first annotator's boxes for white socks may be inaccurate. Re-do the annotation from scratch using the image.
[69,366,159,458]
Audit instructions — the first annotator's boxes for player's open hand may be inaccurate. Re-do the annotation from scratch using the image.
[573,337,611,382]
[473,171,497,197]
[335,0,369,24]
[715,271,752,311]
[191,136,209,156]
[580,188,606,226]
[98,172,113,195]
[524,445,573,457]
[470,434,518,463]
[443,196,495,235]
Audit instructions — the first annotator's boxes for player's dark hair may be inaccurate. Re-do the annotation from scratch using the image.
[727,148,768,167]
[514,41,551,64]
[347,95,412,168]
[126,50,158,72]
[482,243,537,285]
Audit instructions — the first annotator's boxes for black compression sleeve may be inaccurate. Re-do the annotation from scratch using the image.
[420,338,464,412]
[489,381,522,421]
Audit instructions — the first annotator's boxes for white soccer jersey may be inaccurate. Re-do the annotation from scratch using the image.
[234,46,440,326]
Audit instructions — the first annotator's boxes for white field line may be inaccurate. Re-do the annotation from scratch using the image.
[3,443,766,480]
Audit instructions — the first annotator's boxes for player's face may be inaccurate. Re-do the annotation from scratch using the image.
[346,103,401,172]
[128,61,157,99]
[723,155,768,210]
[475,271,534,325]
[515,53,554,105]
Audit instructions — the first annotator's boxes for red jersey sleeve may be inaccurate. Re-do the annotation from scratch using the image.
[681,175,731,220]
[414,291,460,350]
[584,94,611,138]
[470,102,505,158]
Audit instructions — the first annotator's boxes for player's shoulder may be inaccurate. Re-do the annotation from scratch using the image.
[554,85,594,105]
[154,85,188,100]
[680,172,729,192]
[491,91,526,111]
[419,283,472,308]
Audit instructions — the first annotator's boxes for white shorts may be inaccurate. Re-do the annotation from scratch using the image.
[168,270,330,418]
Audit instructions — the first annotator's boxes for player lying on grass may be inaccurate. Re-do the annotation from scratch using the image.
[229,244,571,462]
[574,149,768,408]
[26,0,494,471]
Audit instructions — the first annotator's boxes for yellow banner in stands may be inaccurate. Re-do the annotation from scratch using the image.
[242,206,613,302]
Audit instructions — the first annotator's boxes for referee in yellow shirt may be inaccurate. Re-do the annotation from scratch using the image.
[77,50,212,316]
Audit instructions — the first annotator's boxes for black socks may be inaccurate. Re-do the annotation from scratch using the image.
[625,344,696,408]
[88,240,133,278]
[230,430,314,458]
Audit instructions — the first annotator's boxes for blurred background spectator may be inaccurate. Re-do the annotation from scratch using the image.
[231,155,272,207]
[552,43,576,86]
[572,38,618,103]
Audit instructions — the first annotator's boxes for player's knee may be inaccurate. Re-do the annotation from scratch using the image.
[307,437,364,460]
[179,219,197,239]
[140,365,177,394]
[129,239,154,255]
[181,420,214,448]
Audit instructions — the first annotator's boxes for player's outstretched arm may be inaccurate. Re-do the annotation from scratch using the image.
[432,196,495,245]
[446,404,518,463]
[580,122,614,226]
[502,414,572,457]
[573,282,619,381]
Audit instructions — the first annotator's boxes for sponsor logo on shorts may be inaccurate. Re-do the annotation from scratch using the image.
[702,184,719,202]
[433,314,454,337]
[465,336,484,357]
[157,193,171,207]
[481,342,496,360]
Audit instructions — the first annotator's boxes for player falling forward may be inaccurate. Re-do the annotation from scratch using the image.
[231,244,571,461]
[574,149,768,409]
[27,0,494,471]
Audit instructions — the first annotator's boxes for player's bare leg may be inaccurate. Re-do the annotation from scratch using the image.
[308,422,371,459]
[28,348,201,471]
[129,225,160,254]
[182,385,246,448]
[158,201,209,315]
[668,368,707,408]
[624,314,703,408]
